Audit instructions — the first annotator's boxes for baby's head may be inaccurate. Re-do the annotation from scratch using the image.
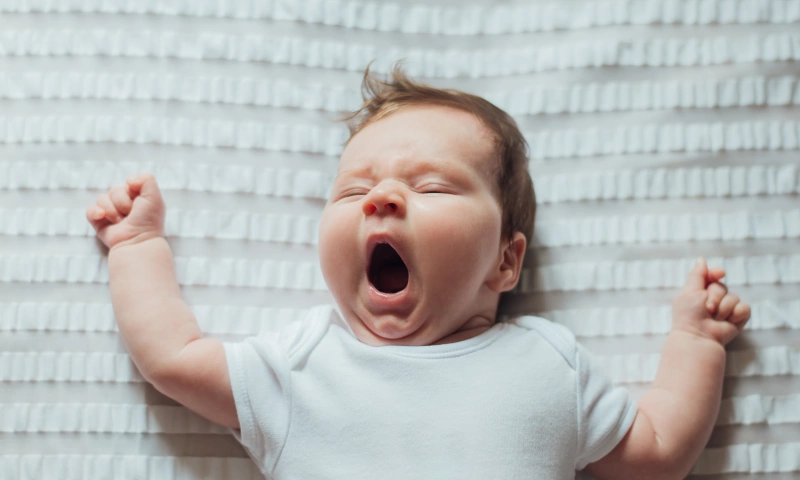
[319,62,536,346]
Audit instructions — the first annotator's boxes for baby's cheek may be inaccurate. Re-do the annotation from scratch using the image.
[318,207,359,286]
[438,200,499,249]
[418,202,500,282]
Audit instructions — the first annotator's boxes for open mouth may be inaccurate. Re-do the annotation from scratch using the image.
[368,243,409,294]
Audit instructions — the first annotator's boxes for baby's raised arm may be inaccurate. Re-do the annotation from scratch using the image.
[585,258,751,479]
[87,174,239,429]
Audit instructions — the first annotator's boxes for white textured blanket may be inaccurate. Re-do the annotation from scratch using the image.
[1,1,798,479]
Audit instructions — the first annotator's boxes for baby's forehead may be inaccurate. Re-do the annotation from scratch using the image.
[339,108,499,180]
[336,148,498,187]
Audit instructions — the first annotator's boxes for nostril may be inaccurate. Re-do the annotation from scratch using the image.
[386,203,397,211]
[364,204,377,215]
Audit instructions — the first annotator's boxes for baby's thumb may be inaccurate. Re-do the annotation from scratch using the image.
[682,257,709,292]
[127,174,163,204]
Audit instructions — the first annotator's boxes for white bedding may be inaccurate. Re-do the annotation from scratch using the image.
[1,1,798,478]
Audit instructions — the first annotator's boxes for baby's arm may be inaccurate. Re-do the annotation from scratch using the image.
[585,258,751,480]
[87,174,239,429]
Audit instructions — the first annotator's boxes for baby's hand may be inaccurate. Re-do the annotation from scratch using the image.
[85,173,166,251]
[671,257,751,346]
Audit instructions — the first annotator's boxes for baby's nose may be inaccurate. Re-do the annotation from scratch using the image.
[362,187,405,217]
[363,200,402,216]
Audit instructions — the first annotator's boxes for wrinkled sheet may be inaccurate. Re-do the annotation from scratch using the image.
[0,1,798,479]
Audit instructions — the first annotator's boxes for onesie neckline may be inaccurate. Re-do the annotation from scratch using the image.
[374,322,507,358]
[327,304,508,358]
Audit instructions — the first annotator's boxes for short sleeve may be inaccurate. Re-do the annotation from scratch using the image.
[223,318,310,476]
[574,341,638,470]
[510,315,638,471]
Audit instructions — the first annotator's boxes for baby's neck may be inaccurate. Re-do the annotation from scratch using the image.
[345,311,497,347]
[431,316,495,345]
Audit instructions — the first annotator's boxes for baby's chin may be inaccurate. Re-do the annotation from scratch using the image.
[348,306,433,346]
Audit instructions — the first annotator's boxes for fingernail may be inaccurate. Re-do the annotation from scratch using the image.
[127,175,137,182]
[696,258,702,266]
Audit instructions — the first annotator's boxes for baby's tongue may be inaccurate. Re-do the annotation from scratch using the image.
[377,265,409,293]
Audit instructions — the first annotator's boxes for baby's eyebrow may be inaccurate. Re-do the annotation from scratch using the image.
[335,158,478,185]
[334,167,369,182]
[408,159,480,185]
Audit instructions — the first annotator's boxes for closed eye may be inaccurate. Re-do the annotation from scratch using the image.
[339,189,369,198]
[418,185,452,194]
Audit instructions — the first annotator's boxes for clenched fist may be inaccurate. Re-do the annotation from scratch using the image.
[671,257,751,346]
[86,173,166,251]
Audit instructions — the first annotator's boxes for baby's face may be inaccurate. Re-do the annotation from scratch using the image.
[319,105,508,346]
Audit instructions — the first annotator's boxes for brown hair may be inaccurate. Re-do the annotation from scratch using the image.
[337,60,536,244]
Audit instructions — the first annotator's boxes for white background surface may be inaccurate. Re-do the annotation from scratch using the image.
[0,1,798,478]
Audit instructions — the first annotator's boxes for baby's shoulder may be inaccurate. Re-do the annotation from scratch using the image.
[505,315,578,370]
[249,304,333,363]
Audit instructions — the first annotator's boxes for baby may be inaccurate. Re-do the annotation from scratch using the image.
[86,64,750,479]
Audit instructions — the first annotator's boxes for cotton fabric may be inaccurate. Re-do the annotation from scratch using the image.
[224,305,637,479]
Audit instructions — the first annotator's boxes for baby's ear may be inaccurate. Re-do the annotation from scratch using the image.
[488,231,526,293]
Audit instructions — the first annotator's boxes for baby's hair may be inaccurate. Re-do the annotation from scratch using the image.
[337,60,536,244]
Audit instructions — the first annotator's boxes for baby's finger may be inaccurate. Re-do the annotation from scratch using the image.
[126,173,152,194]
[682,258,709,292]
[127,173,164,209]
[706,318,742,346]
[85,204,108,230]
[96,194,122,223]
[730,302,751,325]
[705,282,728,314]
[109,185,134,216]
[708,267,725,283]
[715,293,740,320]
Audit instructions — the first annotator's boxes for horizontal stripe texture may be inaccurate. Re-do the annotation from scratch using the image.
[0,1,797,478]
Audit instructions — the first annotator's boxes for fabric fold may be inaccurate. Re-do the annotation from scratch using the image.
[0,455,261,480]
[0,403,229,434]
[536,299,799,337]
[528,121,800,159]
[0,116,348,155]
[1,347,796,384]
[2,300,796,337]
[1,30,797,77]
[0,0,797,34]
[2,73,797,114]
[598,345,800,383]
[534,209,800,246]
[533,164,798,203]
[0,207,320,244]
[693,442,800,474]
[0,254,327,290]
[0,301,310,335]
[717,394,800,426]
[518,254,800,293]
[0,160,332,200]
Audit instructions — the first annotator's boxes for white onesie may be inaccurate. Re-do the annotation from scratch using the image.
[223,305,637,480]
